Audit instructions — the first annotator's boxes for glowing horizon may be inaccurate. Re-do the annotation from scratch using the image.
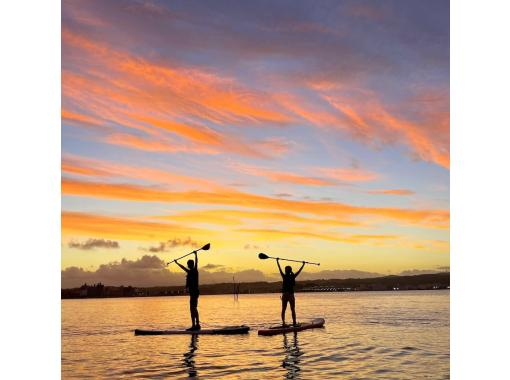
[61,0,449,287]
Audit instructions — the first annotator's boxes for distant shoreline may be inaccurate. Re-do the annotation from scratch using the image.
[61,272,449,299]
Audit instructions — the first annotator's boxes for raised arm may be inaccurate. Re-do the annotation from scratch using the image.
[294,261,306,278]
[194,251,198,268]
[277,258,284,277]
[175,260,189,273]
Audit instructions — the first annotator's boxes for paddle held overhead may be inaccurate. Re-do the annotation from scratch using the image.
[166,243,211,265]
[258,252,320,266]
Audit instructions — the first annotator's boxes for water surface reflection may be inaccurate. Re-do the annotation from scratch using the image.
[283,332,302,379]
[182,335,198,378]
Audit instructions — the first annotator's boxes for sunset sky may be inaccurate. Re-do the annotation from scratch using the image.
[61,0,449,287]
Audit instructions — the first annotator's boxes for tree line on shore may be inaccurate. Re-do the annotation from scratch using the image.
[61,273,449,299]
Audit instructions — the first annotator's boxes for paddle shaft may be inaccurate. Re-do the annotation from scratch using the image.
[167,247,205,265]
[267,255,320,266]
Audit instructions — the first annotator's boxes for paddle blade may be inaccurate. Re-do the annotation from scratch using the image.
[258,253,269,260]
[201,243,211,251]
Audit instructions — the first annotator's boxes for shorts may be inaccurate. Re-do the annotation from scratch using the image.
[281,292,295,305]
[189,293,199,308]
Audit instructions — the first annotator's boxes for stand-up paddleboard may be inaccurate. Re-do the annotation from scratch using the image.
[134,325,250,336]
[258,318,325,336]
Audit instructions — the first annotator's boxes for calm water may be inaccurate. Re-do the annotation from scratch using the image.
[62,290,449,379]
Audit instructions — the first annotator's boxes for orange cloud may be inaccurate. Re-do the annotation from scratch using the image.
[236,228,398,245]
[156,209,363,228]
[275,92,342,129]
[62,178,449,228]
[62,29,297,159]
[132,114,223,145]
[62,28,292,128]
[276,89,449,169]
[102,133,214,154]
[318,167,379,182]
[231,164,378,186]
[62,71,292,159]
[61,161,110,177]
[368,189,415,196]
[232,164,337,186]
[62,211,393,246]
[61,154,227,190]
[62,211,208,241]
[103,130,289,158]
[62,28,449,168]
[61,109,104,128]
[62,25,449,169]
[324,94,450,168]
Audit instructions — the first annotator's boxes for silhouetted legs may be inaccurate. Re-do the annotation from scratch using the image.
[281,298,287,325]
[289,297,296,326]
[281,293,297,326]
[189,294,200,330]
[191,306,200,327]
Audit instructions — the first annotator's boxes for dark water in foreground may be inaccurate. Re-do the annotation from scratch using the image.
[62,290,449,379]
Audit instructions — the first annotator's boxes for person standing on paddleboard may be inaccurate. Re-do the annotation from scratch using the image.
[175,251,201,331]
[277,258,305,326]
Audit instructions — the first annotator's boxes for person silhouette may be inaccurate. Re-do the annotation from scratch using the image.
[277,258,305,326]
[175,251,201,331]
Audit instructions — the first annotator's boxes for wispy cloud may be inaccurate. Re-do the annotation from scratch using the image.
[318,167,379,183]
[277,88,449,169]
[62,29,291,126]
[322,93,450,168]
[141,238,200,253]
[62,154,226,190]
[232,164,337,186]
[62,29,294,159]
[62,14,449,167]
[68,238,119,250]
[62,178,449,229]
[231,163,379,186]
[202,263,224,270]
[156,209,363,228]
[62,211,208,241]
[368,189,415,196]
[237,228,398,245]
